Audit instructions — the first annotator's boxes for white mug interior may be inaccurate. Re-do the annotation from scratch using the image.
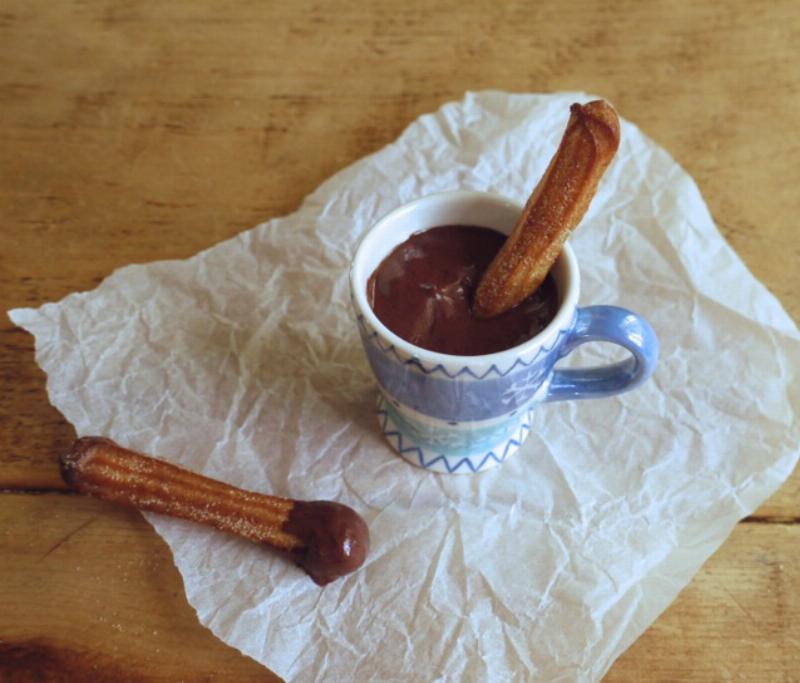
[350,190,580,367]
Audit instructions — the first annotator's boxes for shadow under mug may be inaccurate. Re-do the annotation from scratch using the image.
[350,191,659,474]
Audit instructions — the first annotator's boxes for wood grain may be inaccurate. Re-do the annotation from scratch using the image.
[607,521,800,682]
[0,494,278,681]
[1,0,798,680]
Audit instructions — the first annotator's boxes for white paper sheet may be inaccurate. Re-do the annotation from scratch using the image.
[9,91,800,682]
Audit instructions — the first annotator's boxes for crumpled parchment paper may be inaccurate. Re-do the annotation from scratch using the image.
[9,92,800,682]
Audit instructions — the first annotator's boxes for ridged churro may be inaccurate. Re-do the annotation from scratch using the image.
[474,100,620,318]
[61,437,369,585]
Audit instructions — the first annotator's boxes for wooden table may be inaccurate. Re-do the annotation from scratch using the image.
[2,1,798,680]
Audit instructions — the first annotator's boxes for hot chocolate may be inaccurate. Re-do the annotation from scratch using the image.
[367,225,559,356]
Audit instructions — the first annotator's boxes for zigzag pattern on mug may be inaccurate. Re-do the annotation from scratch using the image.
[377,404,532,474]
[358,314,574,380]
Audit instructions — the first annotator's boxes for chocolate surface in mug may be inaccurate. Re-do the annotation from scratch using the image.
[367,225,559,356]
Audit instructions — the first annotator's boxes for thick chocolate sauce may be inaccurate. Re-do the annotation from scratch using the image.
[283,501,370,586]
[367,225,559,356]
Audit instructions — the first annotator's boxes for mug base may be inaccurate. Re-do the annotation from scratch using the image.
[376,395,533,474]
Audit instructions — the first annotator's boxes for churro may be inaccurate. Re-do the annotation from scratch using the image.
[474,100,620,318]
[61,437,369,585]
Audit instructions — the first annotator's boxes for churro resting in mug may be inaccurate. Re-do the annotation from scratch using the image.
[474,100,620,318]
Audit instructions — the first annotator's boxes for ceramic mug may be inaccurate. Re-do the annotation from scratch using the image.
[350,191,658,474]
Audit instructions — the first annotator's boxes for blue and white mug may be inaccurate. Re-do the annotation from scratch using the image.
[350,191,658,474]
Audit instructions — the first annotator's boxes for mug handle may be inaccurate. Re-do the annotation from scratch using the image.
[544,306,659,402]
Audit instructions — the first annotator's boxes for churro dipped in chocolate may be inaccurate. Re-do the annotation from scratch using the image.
[474,100,620,318]
[61,437,369,586]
